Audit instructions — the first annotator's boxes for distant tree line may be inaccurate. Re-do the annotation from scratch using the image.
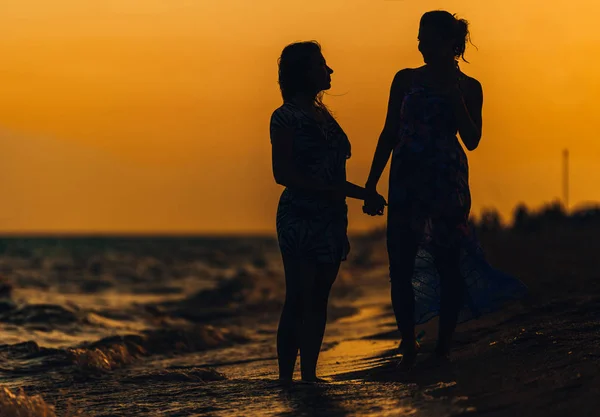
[472,201,600,233]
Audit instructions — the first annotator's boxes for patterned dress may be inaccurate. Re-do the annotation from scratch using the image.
[389,71,471,248]
[269,102,351,264]
[389,70,528,324]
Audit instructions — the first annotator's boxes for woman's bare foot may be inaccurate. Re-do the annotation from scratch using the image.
[277,376,294,387]
[396,339,421,372]
[396,348,418,372]
[398,339,421,354]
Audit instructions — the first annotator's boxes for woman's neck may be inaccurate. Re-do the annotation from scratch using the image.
[425,60,458,75]
[289,93,317,109]
[421,60,460,87]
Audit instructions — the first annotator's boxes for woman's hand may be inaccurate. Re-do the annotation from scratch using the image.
[362,190,387,216]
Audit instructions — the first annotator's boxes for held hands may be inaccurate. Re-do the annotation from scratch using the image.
[362,189,387,216]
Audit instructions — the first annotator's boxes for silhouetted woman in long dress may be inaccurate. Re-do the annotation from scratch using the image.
[270,41,385,381]
[364,11,527,369]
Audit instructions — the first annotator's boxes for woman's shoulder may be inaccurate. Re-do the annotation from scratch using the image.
[270,103,301,130]
[271,102,296,118]
[396,66,422,75]
[390,67,423,92]
[458,72,483,93]
[393,67,420,81]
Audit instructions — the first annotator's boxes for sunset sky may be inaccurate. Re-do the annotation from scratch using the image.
[1,0,599,234]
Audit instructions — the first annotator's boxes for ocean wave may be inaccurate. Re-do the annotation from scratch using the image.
[121,368,226,384]
[0,325,248,378]
[153,265,363,323]
[0,386,87,417]
[0,303,81,326]
[0,387,54,417]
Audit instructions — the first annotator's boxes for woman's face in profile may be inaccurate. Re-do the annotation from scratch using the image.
[418,25,454,64]
[308,52,333,92]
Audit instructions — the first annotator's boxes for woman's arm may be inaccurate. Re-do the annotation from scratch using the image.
[271,125,339,198]
[365,69,411,191]
[343,181,373,200]
[272,135,381,201]
[271,109,384,202]
[450,77,483,151]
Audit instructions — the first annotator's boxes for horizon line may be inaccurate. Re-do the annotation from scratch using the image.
[0,231,279,238]
[1,202,599,238]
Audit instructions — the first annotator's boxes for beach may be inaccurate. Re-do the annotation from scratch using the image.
[0,224,599,416]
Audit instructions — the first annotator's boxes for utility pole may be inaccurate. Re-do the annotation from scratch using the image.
[563,149,569,211]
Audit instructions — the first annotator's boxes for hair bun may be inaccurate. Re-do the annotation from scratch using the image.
[455,17,469,37]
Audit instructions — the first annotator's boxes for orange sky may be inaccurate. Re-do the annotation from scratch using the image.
[1,0,599,234]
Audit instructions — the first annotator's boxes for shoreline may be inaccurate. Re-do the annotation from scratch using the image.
[206,284,600,416]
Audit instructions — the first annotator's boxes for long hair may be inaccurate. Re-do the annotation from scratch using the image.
[275,41,350,158]
[276,41,332,116]
[420,10,473,63]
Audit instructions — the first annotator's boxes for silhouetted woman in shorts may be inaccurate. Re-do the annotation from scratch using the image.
[270,41,385,382]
